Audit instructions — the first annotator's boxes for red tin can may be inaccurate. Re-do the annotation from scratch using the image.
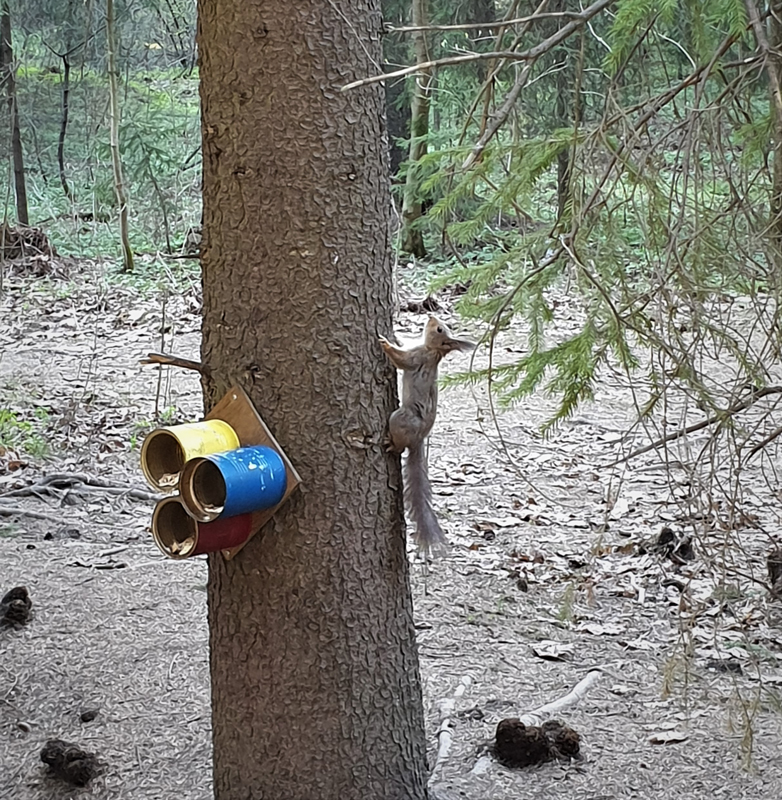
[151,495,253,559]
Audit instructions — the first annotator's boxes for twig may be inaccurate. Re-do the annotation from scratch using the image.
[98,545,129,557]
[387,11,584,34]
[0,473,160,502]
[462,0,616,168]
[611,386,782,465]
[0,505,67,523]
[155,292,168,418]
[343,51,516,90]
[141,351,209,376]
[341,0,616,91]
[462,64,533,170]
[747,424,782,459]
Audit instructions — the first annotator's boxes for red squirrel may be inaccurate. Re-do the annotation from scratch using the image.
[380,316,476,553]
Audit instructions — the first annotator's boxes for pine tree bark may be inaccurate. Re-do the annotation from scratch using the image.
[0,0,28,226]
[197,2,429,798]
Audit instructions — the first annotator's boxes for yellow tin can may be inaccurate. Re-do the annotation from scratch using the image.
[140,419,240,491]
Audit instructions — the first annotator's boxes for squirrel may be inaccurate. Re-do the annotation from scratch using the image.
[380,316,476,553]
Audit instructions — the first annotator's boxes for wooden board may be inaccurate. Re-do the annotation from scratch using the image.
[206,385,301,559]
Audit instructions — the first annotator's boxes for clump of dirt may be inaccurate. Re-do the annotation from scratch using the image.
[651,526,695,563]
[493,718,581,768]
[0,585,32,626]
[40,739,102,787]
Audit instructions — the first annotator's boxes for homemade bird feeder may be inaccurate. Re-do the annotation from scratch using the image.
[140,386,300,560]
[140,419,240,491]
[151,495,253,559]
[179,445,287,522]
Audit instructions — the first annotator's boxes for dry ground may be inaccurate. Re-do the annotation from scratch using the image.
[1,257,781,799]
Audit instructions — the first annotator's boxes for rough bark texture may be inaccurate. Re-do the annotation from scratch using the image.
[0,0,28,225]
[197,2,429,799]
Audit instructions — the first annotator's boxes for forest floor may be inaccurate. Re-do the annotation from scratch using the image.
[1,253,781,800]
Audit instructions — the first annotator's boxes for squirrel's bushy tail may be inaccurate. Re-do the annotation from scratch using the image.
[404,443,449,555]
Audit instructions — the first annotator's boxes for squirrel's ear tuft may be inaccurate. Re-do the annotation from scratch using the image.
[451,337,476,352]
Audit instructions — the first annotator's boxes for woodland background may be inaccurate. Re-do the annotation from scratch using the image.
[2,1,782,798]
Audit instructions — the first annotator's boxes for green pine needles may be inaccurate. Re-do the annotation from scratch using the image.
[403,0,781,439]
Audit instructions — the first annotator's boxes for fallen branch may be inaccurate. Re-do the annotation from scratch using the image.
[0,505,68,523]
[470,669,600,776]
[428,676,472,788]
[518,669,600,727]
[0,473,160,503]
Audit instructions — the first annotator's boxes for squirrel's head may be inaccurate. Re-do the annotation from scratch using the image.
[424,316,476,354]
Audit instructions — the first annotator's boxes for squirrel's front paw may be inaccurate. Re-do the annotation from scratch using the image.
[383,432,401,453]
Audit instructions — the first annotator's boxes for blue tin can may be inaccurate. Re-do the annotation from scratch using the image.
[179,445,288,522]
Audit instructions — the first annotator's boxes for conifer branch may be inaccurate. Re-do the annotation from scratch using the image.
[341,0,616,91]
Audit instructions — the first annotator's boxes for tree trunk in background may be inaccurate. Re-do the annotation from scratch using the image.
[197,1,430,798]
[401,0,431,257]
[383,0,412,179]
[57,55,73,201]
[0,0,28,225]
[551,0,573,225]
[769,1,782,254]
[106,0,133,271]
[459,0,495,82]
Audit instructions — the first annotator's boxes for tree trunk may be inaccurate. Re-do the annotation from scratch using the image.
[382,0,411,179]
[746,0,782,264]
[458,0,495,82]
[0,0,28,226]
[401,0,431,258]
[769,1,782,255]
[57,55,73,201]
[551,0,573,225]
[197,2,430,799]
[106,0,133,272]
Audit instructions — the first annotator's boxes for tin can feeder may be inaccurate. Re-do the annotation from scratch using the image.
[140,419,240,491]
[151,495,253,559]
[179,444,288,522]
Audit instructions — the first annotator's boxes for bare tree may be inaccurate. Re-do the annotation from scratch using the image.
[401,0,432,257]
[0,0,28,225]
[106,0,133,271]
